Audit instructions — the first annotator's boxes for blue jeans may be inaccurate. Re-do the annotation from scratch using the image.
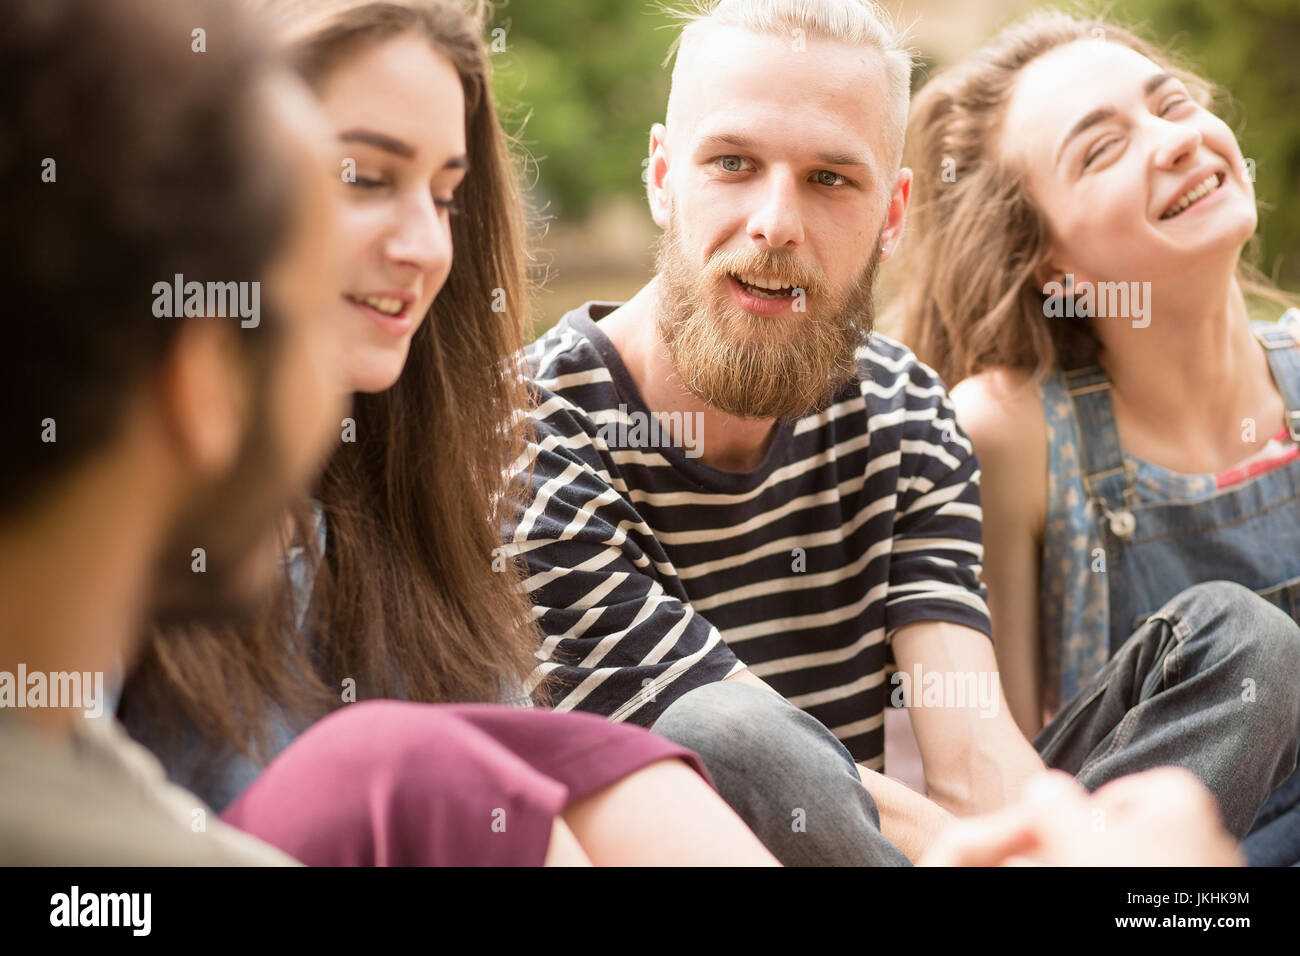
[654,581,1300,865]
[653,680,910,866]
[1033,581,1300,839]
[1049,322,1300,865]
[1246,770,1300,866]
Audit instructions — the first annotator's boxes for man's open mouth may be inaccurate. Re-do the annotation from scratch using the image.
[731,272,800,299]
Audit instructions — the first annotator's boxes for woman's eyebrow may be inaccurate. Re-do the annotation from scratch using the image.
[338,128,416,159]
[1057,108,1115,163]
[1144,72,1175,95]
[1055,74,1178,164]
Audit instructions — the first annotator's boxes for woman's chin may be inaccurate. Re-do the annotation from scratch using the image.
[1149,208,1257,265]
[1192,216,1258,261]
[348,349,409,394]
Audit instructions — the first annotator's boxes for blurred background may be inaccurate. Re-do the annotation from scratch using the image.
[486,0,1300,337]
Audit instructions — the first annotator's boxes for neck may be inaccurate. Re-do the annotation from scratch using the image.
[1090,265,1280,468]
[0,459,168,739]
[1095,266,1257,409]
[600,279,779,472]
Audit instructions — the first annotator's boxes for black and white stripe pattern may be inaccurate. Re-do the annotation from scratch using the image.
[506,303,991,766]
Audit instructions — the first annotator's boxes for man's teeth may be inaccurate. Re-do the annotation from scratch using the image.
[1162,174,1220,219]
[735,273,794,296]
[352,295,404,316]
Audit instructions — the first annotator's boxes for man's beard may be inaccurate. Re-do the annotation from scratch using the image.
[147,363,308,633]
[655,217,881,421]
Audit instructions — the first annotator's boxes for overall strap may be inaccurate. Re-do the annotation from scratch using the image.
[1062,364,1137,537]
[1254,311,1300,442]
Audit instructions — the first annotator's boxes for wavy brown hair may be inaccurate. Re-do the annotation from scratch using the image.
[892,9,1294,387]
[122,0,541,760]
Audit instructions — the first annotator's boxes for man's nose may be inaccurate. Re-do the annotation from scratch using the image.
[745,169,805,250]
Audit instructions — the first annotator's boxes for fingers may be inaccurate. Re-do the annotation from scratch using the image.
[919,807,1041,867]
[920,772,1082,867]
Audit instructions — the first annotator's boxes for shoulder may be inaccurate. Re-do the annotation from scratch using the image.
[849,333,957,450]
[516,325,629,508]
[525,314,622,430]
[950,367,1048,532]
[525,310,611,386]
[0,716,294,865]
[857,331,951,401]
[524,320,608,446]
[950,367,1047,460]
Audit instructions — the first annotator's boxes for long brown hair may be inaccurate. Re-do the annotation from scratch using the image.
[892,9,1294,387]
[123,0,541,759]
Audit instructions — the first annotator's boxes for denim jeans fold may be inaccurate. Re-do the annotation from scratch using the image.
[655,581,1300,864]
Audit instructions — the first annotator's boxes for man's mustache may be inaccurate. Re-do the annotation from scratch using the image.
[701,248,830,297]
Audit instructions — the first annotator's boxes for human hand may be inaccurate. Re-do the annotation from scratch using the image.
[919,768,1242,867]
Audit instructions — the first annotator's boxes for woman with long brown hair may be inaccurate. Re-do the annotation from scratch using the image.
[119,0,539,807]
[895,9,1300,865]
[110,0,780,866]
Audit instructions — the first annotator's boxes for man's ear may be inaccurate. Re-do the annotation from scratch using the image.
[878,167,912,262]
[155,320,249,478]
[647,123,672,230]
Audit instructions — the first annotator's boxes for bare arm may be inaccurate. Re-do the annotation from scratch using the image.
[890,619,1045,817]
[951,371,1049,738]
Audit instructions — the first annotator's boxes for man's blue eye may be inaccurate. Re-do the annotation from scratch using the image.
[720,156,744,172]
[815,171,843,187]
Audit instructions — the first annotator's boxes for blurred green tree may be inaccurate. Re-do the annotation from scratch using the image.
[489,0,679,219]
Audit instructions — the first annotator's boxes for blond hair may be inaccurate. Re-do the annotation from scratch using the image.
[664,0,913,166]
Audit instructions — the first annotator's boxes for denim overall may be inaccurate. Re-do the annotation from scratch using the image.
[1064,312,1300,865]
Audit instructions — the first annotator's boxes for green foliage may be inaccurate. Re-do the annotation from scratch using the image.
[489,0,679,218]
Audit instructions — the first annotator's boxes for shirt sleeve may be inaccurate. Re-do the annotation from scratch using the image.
[504,394,742,725]
[884,362,993,642]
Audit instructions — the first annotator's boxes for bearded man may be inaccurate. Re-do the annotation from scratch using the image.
[508,0,1280,867]
[507,0,1019,867]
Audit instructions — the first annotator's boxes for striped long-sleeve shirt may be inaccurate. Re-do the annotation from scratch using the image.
[507,302,991,766]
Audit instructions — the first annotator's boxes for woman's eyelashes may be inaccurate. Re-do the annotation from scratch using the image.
[345,166,390,190]
[1080,95,1197,172]
[1082,137,1120,170]
[344,172,461,215]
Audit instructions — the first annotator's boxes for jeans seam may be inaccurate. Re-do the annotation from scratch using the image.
[1079,705,1136,784]
[1078,610,1190,785]
[1037,680,1109,762]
